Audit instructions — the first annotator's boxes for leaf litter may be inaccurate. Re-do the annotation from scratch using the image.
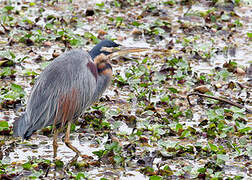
[0,0,251,179]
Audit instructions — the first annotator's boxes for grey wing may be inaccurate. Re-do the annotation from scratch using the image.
[23,49,97,136]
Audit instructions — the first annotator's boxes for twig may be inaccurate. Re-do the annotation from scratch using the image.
[187,92,252,114]
[1,23,10,32]
[44,165,50,177]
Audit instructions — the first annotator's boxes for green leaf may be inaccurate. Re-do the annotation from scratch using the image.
[70,123,76,132]
[247,33,252,38]
[3,6,14,11]
[22,162,32,170]
[11,84,23,93]
[163,165,172,171]
[168,87,178,93]
[164,1,175,6]
[116,17,123,23]
[55,160,64,168]
[132,21,141,27]
[235,0,241,5]
[180,129,191,138]
[153,27,165,35]
[114,155,123,164]
[114,0,121,8]
[70,38,80,46]
[9,51,16,59]
[160,96,169,103]
[1,67,13,76]
[76,172,86,180]
[149,175,163,180]
[216,69,231,80]
[238,127,251,133]
[84,32,99,44]
[45,23,54,29]
[0,121,9,128]
[208,142,218,152]
[105,142,120,151]
[96,2,105,8]
[197,167,206,173]
[93,150,105,158]
[29,2,36,6]
[0,121,9,131]
[175,123,183,132]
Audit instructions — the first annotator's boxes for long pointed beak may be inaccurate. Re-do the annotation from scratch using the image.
[102,46,150,59]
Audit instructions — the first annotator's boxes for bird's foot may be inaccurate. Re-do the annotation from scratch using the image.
[71,154,79,163]
[66,153,80,168]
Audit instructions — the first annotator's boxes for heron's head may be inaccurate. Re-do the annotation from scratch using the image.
[89,39,149,60]
[90,39,149,77]
[89,40,120,59]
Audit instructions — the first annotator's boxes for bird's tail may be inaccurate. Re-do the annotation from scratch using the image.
[13,113,28,139]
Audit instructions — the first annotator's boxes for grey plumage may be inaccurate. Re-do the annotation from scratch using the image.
[13,49,102,139]
[12,39,148,160]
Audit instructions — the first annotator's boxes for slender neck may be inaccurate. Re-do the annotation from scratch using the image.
[91,70,112,103]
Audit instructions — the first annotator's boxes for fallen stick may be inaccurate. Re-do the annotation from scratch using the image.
[187,92,252,114]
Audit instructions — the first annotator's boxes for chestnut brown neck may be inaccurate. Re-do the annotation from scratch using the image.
[94,54,112,77]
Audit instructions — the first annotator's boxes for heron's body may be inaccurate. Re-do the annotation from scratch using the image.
[13,49,105,139]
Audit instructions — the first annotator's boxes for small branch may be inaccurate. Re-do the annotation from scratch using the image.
[44,165,50,177]
[187,92,252,114]
[1,23,10,32]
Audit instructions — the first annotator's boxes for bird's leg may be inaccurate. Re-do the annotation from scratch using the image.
[64,121,81,162]
[52,115,59,159]
[53,129,59,159]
